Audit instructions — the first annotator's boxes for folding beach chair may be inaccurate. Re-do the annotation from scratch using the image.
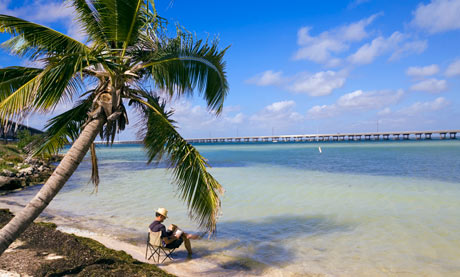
[145,230,176,263]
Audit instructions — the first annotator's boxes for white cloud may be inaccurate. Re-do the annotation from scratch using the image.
[307,89,404,119]
[398,97,449,116]
[406,64,440,77]
[246,70,284,86]
[0,0,73,22]
[347,32,403,64]
[378,107,392,116]
[389,40,427,61]
[347,32,427,64]
[411,0,460,33]
[294,14,380,66]
[445,59,460,77]
[306,104,339,119]
[288,70,346,96]
[250,100,303,124]
[337,89,404,109]
[164,99,246,137]
[348,0,371,8]
[247,69,347,96]
[266,100,295,112]
[410,78,447,93]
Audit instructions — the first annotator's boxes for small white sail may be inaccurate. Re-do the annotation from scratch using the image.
[318,146,322,153]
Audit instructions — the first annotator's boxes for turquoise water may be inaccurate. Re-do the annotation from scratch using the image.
[4,141,460,276]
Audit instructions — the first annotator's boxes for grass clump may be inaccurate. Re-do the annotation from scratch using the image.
[0,210,175,277]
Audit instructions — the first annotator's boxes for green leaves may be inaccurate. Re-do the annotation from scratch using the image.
[137,35,229,114]
[0,54,87,124]
[0,67,42,124]
[34,96,93,155]
[70,0,145,49]
[0,15,88,59]
[135,92,223,233]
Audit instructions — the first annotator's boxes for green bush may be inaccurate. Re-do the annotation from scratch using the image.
[16,130,42,151]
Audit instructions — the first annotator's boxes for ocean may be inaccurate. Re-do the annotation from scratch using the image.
[2,140,460,276]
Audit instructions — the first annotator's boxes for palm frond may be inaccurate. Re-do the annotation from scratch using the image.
[121,0,144,57]
[0,52,96,124]
[90,143,100,190]
[132,91,223,233]
[70,0,107,45]
[0,15,88,59]
[135,34,229,114]
[80,0,145,49]
[33,55,87,110]
[0,70,41,124]
[0,66,42,102]
[33,95,93,155]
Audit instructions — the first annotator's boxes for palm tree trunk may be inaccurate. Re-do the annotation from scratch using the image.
[0,117,105,255]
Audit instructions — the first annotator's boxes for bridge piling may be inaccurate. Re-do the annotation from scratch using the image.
[185,129,460,144]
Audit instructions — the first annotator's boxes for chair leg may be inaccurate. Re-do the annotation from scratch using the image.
[145,234,150,260]
[147,246,159,262]
[160,248,175,263]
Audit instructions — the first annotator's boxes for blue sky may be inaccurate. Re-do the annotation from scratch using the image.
[1,0,460,140]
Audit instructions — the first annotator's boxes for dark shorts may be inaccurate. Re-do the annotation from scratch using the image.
[165,237,183,249]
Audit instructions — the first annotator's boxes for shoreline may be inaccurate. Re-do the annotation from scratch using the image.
[0,208,174,277]
[0,200,292,277]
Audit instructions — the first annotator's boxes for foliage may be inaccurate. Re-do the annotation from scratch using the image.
[0,0,229,233]
[0,144,22,171]
[16,130,42,151]
[0,209,174,277]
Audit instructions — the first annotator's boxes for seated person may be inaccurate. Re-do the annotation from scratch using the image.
[149,208,201,256]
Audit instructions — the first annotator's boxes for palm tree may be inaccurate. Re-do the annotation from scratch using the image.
[0,0,228,255]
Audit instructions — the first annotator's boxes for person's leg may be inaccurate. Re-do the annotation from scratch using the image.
[186,233,201,239]
[181,231,201,240]
[181,233,193,255]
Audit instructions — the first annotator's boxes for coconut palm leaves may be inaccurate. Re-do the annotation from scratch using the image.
[0,15,88,58]
[0,0,228,234]
[133,92,223,232]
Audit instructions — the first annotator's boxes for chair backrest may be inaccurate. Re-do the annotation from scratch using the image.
[148,230,163,247]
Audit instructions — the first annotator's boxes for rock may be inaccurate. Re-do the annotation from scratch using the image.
[1,169,15,177]
[0,176,10,186]
[38,166,45,172]
[0,176,22,190]
[19,167,34,175]
[26,158,38,164]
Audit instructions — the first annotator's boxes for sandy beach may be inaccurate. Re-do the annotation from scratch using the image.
[0,199,305,277]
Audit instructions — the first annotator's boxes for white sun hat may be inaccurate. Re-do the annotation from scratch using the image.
[156,207,168,218]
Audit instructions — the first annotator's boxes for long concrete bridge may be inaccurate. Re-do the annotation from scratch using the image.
[0,120,44,141]
[186,130,460,143]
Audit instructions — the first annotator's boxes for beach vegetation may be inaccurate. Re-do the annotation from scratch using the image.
[0,0,228,254]
[16,130,43,150]
[0,209,174,276]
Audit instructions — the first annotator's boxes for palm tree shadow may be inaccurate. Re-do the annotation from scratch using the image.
[171,215,353,273]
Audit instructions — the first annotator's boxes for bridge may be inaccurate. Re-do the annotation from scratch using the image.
[186,130,460,143]
[0,121,44,141]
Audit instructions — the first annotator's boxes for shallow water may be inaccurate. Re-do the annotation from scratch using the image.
[3,140,460,276]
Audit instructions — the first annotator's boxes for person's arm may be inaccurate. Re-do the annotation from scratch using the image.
[161,225,179,244]
[162,235,177,245]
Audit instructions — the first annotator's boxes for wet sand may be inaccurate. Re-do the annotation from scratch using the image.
[0,199,309,277]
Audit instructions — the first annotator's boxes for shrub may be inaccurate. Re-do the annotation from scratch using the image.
[16,130,42,152]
